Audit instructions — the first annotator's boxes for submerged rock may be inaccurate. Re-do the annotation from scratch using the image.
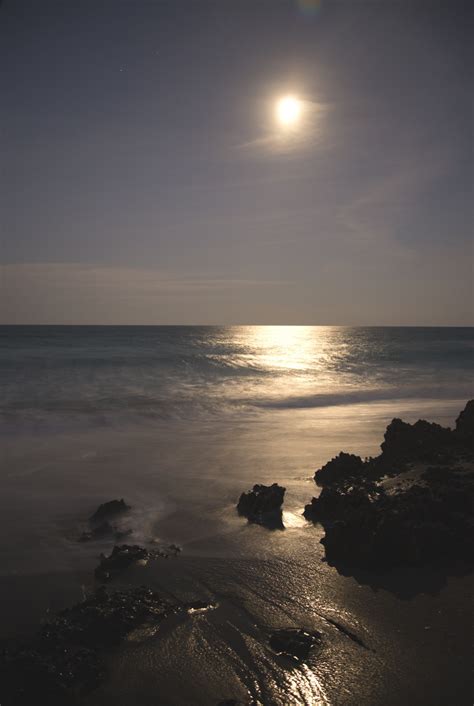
[237,483,285,528]
[79,521,133,543]
[89,498,131,526]
[269,628,322,661]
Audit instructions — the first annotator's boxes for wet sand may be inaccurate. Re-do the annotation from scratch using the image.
[1,540,472,705]
[86,550,472,706]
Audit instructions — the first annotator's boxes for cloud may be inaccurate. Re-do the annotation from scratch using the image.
[0,263,293,324]
[336,148,459,251]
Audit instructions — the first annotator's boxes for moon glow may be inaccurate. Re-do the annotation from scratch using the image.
[276,96,302,126]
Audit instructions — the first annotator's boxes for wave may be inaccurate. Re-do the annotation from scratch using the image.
[250,384,472,410]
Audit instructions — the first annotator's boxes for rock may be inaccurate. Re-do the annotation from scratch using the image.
[94,544,150,581]
[269,628,322,661]
[303,497,319,521]
[237,483,285,528]
[315,468,473,570]
[304,483,381,524]
[455,399,474,445]
[94,543,181,582]
[41,585,175,647]
[314,452,365,487]
[380,418,452,463]
[304,402,474,572]
[0,586,180,705]
[80,499,132,543]
[89,499,131,526]
[0,584,216,705]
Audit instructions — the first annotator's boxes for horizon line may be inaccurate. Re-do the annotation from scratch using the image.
[1,323,473,329]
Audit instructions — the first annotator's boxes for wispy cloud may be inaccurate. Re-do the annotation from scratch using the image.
[1,262,291,291]
[337,149,455,250]
[0,263,293,324]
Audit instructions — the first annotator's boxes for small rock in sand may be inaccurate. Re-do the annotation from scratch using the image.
[269,628,322,661]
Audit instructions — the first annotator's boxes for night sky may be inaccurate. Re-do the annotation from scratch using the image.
[1,0,472,324]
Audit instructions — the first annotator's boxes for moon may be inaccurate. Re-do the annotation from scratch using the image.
[276,96,302,126]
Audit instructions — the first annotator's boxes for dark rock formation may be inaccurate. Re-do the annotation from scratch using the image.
[237,483,285,528]
[94,543,180,582]
[304,401,474,574]
[314,452,366,487]
[0,586,178,705]
[94,544,149,581]
[269,628,322,661]
[0,585,215,705]
[89,498,131,526]
[41,585,175,648]
[78,499,132,543]
[455,399,474,446]
[304,480,380,524]
[380,418,453,463]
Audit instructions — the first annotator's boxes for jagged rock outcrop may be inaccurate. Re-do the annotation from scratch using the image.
[89,499,131,526]
[455,399,474,446]
[304,401,474,572]
[380,418,453,463]
[77,499,132,542]
[237,483,285,528]
[314,452,366,487]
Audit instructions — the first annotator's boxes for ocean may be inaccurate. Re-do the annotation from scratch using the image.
[1,325,472,431]
[0,326,473,704]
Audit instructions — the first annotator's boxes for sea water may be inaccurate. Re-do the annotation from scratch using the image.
[1,325,472,431]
